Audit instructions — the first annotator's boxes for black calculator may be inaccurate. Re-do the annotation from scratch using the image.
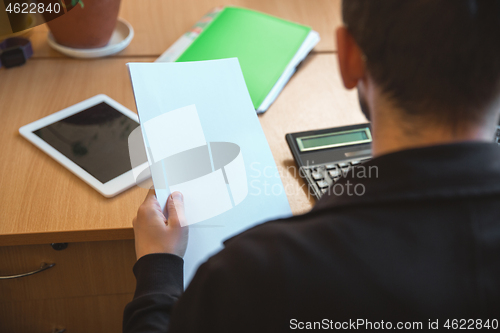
[288,123,500,199]
[286,123,372,199]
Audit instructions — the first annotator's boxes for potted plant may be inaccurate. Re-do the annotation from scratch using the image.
[46,0,121,49]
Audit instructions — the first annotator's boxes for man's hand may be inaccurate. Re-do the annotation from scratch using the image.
[132,189,189,260]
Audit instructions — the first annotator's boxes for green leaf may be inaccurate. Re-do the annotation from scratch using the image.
[70,0,84,8]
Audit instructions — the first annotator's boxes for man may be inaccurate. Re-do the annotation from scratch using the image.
[124,0,500,331]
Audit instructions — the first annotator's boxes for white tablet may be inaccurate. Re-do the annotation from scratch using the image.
[19,94,149,197]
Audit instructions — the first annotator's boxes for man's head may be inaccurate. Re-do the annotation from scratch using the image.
[338,0,500,131]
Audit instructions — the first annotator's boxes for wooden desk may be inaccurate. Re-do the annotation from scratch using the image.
[30,0,342,58]
[0,54,363,246]
[0,1,364,332]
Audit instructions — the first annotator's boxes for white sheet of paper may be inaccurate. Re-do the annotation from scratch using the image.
[143,105,206,163]
[128,59,292,285]
[170,169,233,226]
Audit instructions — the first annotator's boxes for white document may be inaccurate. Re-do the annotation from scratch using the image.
[128,58,292,285]
[143,105,207,163]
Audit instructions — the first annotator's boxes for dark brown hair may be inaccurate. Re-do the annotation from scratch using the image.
[343,0,500,124]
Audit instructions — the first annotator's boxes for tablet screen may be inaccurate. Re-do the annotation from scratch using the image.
[33,102,141,183]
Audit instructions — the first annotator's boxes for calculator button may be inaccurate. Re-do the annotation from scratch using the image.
[316,180,329,189]
[338,162,350,168]
[329,169,341,178]
[311,172,323,180]
[325,164,337,170]
[321,188,328,194]
[333,177,341,182]
[351,160,361,165]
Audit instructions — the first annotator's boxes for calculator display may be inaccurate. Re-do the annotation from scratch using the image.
[296,128,372,152]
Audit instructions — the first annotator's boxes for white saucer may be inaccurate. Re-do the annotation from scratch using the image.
[47,18,134,58]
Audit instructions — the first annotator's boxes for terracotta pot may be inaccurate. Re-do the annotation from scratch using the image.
[47,0,121,49]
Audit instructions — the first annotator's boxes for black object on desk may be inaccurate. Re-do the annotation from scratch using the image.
[0,37,33,68]
[286,123,372,199]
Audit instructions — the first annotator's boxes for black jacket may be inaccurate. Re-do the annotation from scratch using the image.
[123,142,500,332]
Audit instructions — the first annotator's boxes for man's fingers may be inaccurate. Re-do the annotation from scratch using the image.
[137,188,163,221]
[142,189,160,210]
[144,188,156,203]
[166,192,187,227]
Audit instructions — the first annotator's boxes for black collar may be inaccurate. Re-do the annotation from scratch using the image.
[314,142,500,210]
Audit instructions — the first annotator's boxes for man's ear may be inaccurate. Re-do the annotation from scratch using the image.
[336,26,366,89]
